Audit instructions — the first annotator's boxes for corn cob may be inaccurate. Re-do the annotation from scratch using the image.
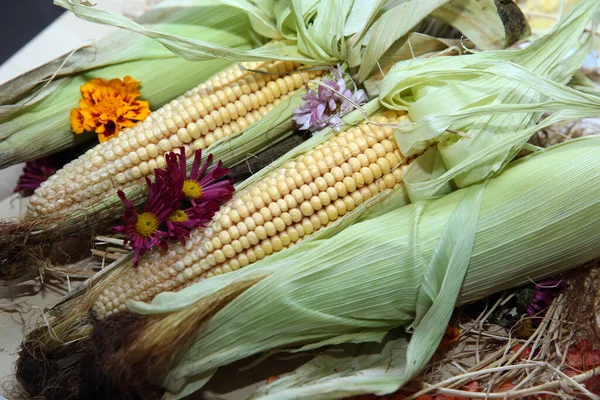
[95,111,412,316]
[27,61,321,217]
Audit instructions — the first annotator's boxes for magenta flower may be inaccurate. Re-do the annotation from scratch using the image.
[160,148,233,241]
[14,156,57,193]
[293,66,367,133]
[526,279,566,318]
[113,148,234,264]
[158,147,234,207]
[166,201,220,243]
[113,174,181,266]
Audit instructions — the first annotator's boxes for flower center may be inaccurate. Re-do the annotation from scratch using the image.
[135,212,159,237]
[97,96,123,116]
[182,179,203,199]
[169,209,189,223]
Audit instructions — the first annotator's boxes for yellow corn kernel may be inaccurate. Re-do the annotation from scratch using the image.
[94,111,414,317]
[27,61,323,217]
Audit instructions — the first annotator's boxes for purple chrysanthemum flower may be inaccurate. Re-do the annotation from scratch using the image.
[14,156,57,193]
[525,279,566,318]
[166,201,220,243]
[113,148,234,263]
[187,153,235,204]
[159,147,234,206]
[293,65,367,133]
[113,173,180,266]
[157,148,233,242]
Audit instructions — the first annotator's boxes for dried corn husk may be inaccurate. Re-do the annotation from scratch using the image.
[0,0,259,168]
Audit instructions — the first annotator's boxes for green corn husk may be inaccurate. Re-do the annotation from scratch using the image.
[378,0,599,201]
[26,0,594,336]
[133,135,600,400]
[3,0,526,243]
[94,3,600,397]
[41,72,600,396]
[12,0,592,396]
[0,0,261,168]
[55,0,530,83]
[24,0,594,354]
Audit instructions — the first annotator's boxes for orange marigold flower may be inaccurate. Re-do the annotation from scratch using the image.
[70,76,151,142]
[439,324,460,346]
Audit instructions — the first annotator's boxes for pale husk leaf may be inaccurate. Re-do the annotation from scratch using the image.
[356,0,451,81]
[363,33,468,97]
[356,0,529,81]
[56,0,528,82]
[378,0,599,201]
[54,0,343,63]
[431,0,531,50]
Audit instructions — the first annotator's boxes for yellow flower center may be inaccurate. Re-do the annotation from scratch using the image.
[135,212,159,238]
[97,96,122,116]
[516,318,535,339]
[169,209,189,223]
[183,179,203,199]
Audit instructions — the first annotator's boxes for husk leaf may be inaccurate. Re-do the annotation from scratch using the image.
[363,33,468,97]
[356,0,530,81]
[143,135,600,398]
[379,0,600,201]
[0,0,259,168]
[56,0,528,83]
[356,0,451,81]
[431,0,530,50]
[54,0,351,63]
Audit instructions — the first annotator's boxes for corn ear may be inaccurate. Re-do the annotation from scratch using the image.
[0,1,258,168]
[93,109,411,316]
[26,60,322,218]
[145,135,600,398]
[12,70,329,247]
